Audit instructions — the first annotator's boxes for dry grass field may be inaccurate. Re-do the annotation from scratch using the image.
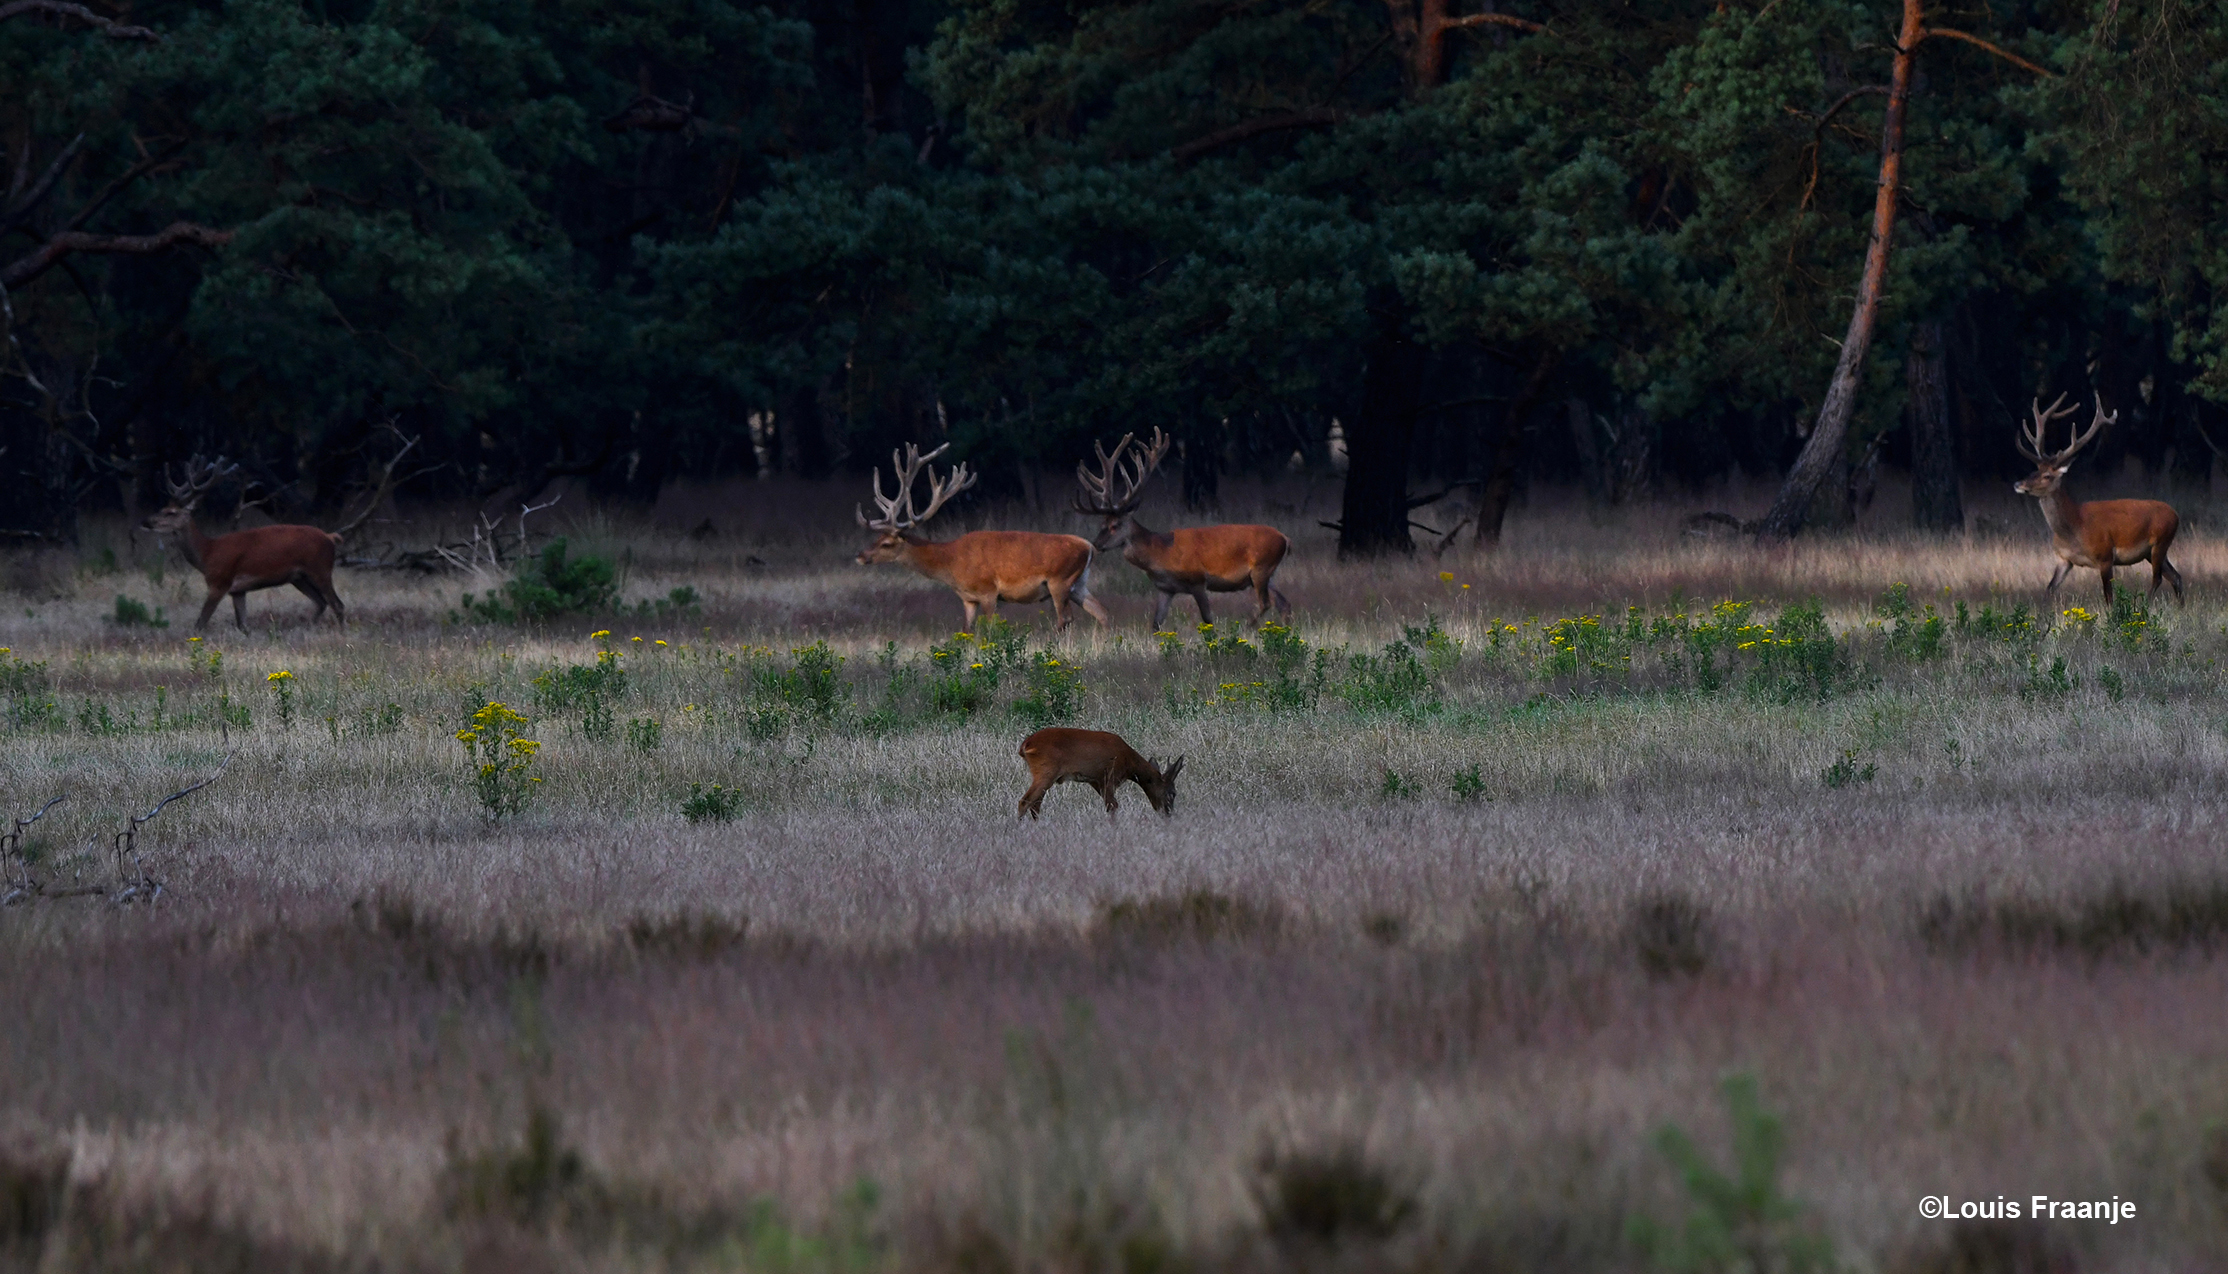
[5,476,2228,1273]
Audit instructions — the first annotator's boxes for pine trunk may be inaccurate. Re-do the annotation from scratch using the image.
[1338,332,1425,557]
[1753,0,1923,543]
[1906,319,1963,531]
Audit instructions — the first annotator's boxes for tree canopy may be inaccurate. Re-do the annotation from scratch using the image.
[3,0,2221,545]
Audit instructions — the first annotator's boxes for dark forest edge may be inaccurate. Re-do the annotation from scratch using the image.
[5,0,2227,554]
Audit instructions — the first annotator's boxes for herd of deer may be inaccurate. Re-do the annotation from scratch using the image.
[130,397,2185,819]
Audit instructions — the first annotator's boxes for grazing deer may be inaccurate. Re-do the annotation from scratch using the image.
[1017,727,1184,819]
[2014,393,2184,606]
[856,442,1109,631]
[1074,429,1291,629]
[141,456,347,631]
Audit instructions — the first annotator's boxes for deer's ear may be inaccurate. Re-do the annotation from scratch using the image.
[1163,756,1184,781]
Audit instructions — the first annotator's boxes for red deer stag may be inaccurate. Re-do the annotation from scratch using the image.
[1016,727,1184,819]
[2014,393,2183,606]
[141,456,347,631]
[1074,429,1290,629]
[856,442,1109,630]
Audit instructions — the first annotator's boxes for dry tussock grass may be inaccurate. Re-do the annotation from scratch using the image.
[3,483,2228,1271]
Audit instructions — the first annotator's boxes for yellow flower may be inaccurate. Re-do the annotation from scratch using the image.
[1439,571,1454,583]
[970,662,984,670]
[267,670,293,682]
[590,630,612,640]
[1461,584,1470,590]
[631,635,643,643]
[655,640,668,647]
[455,730,478,744]
[186,638,201,645]
[508,738,541,756]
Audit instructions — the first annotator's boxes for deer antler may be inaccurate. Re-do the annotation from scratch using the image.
[1073,428,1171,516]
[162,454,239,509]
[858,442,977,532]
[2056,393,2115,463]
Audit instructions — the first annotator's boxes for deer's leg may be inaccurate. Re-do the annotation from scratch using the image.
[194,589,224,632]
[1076,588,1108,627]
[1096,779,1121,817]
[1018,777,1053,819]
[1150,589,1174,632]
[1250,573,1273,626]
[2043,563,2067,601]
[2098,564,2116,606]
[1048,584,1074,633]
[231,591,250,633]
[326,584,346,626]
[2162,557,2185,606]
[1191,590,1213,627]
[962,597,980,630]
[292,578,327,621]
[1269,584,1291,617]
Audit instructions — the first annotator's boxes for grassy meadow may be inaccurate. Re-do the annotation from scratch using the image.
[4,475,2228,1272]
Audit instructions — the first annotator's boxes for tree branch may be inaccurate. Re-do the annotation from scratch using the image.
[1,133,86,232]
[66,140,191,232]
[1,222,232,290]
[1918,26,2055,77]
[0,0,158,40]
[1801,86,1889,209]
[1170,108,1342,161]
[1443,11,1545,34]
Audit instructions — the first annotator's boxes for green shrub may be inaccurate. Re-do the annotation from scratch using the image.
[1450,765,1489,802]
[628,585,702,620]
[1340,638,1436,715]
[1877,583,1944,661]
[681,782,745,823]
[532,650,627,711]
[456,538,619,623]
[1013,650,1084,726]
[625,715,663,753]
[1,650,58,731]
[110,594,169,628]
[1379,769,1419,799]
[755,641,848,721]
[1631,1074,1834,1274]
[1820,750,1875,789]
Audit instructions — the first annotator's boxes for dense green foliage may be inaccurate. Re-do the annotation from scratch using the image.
[5,0,2224,542]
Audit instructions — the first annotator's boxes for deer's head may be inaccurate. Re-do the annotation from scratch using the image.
[140,455,238,536]
[1140,755,1185,816]
[856,442,976,563]
[2015,393,2112,499]
[1074,429,1170,551]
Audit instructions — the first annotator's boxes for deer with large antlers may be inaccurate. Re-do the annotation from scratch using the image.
[141,455,348,631]
[2014,393,2183,606]
[855,442,1109,630]
[1075,429,1291,629]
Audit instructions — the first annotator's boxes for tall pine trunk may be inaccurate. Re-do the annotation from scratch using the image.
[1471,348,1558,548]
[1338,330,1425,557]
[1753,0,1922,542]
[1906,319,1963,531]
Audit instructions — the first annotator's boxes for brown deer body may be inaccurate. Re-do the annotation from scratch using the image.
[1074,430,1291,629]
[2014,394,2184,606]
[141,457,346,631]
[1016,727,1184,819]
[856,443,1108,630]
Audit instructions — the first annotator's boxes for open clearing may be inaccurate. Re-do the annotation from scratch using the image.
[4,484,2228,1273]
